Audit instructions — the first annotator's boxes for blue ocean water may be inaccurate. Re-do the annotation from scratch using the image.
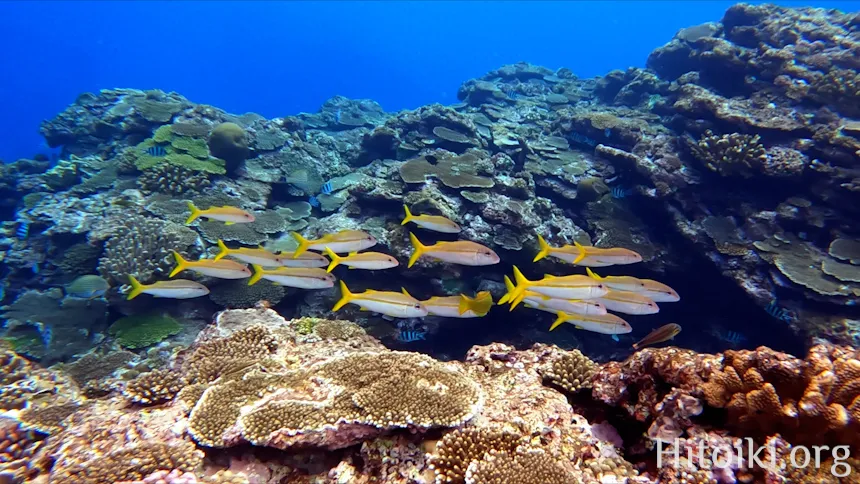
[2,0,856,162]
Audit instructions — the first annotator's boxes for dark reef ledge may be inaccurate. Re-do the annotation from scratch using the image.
[0,3,859,483]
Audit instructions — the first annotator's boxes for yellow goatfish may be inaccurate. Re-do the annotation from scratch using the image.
[401,205,461,233]
[248,265,335,289]
[404,289,493,318]
[549,311,632,334]
[567,241,642,267]
[214,240,283,267]
[324,248,399,273]
[638,280,681,303]
[185,201,255,225]
[291,230,377,257]
[500,266,608,310]
[504,276,606,316]
[597,290,659,315]
[407,233,500,268]
[126,275,209,300]
[534,236,641,266]
[587,268,680,302]
[169,252,251,279]
[276,251,330,268]
[633,323,682,350]
[333,281,428,318]
[585,268,648,293]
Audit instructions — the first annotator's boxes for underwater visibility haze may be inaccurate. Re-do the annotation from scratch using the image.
[0,1,860,483]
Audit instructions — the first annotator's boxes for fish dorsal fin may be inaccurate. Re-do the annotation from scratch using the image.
[575,325,584,330]
[401,287,413,298]
[586,268,601,280]
[349,251,358,256]
[543,274,556,279]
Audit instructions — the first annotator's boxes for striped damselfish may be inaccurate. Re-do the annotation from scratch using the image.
[145,146,167,157]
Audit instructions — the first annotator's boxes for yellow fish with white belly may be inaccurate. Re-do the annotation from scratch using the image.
[534,235,641,267]
[169,252,251,279]
[333,281,428,318]
[401,205,461,233]
[276,251,330,268]
[597,290,659,315]
[185,201,255,225]
[504,276,606,316]
[324,248,399,272]
[126,275,209,300]
[214,240,283,267]
[549,311,632,334]
[248,265,335,289]
[403,289,493,318]
[586,268,680,302]
[291,230,377,257]
[500,266,608,309]
[407,233,500,268]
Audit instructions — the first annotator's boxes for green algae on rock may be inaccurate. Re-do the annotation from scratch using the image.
[108,313,183,349]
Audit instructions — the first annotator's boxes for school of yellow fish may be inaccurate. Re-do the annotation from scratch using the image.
[123,203,682,349]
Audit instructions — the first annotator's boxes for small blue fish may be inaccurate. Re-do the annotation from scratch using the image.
[320,182,333,195]
[145,146,167,157]
[16,220,29,240]
[41,324,52,347]
[722,331,746,345]
[604,128,612,138]
[308,196,320,208]
[570,132,596,147]
[396,329,426,343]
[765,300,793,323]
[611,187,632,199]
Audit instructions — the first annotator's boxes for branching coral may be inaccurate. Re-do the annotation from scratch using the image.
[0,419,44,482]
[137,164,211,196]
[540,349,598,394]
[686,130,767,177]
[50,441,203,484]
[97,215,198,285]
[123,369,186,405]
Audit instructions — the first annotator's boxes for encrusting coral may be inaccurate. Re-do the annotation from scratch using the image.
[593,344,860,448]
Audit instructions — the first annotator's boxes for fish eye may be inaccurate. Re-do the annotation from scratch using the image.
[414,304,422,308]
[597,284,605,289]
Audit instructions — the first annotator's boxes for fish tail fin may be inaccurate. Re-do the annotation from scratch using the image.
[127,275,145,300]
[549,311,570,331]
[214,239,230,261]
[510,293,528,312]
[498,275,516,304]
[185,201,202,225]
[407,232,425,268]
[573,241,587,264]
[533,234,551,262]
[291,232,310,258]
[332,280,354,311]
[586,267,602,280]
[462,292,492,316]
[401,205,413,226]
[508,266,530,308]
[324,248,341,273]
[168,251,188,278]
[248,264,265,286]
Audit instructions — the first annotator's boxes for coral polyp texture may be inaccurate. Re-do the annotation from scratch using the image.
[2,1,860,482]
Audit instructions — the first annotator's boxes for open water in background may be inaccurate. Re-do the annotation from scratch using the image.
[2,0,859,161]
